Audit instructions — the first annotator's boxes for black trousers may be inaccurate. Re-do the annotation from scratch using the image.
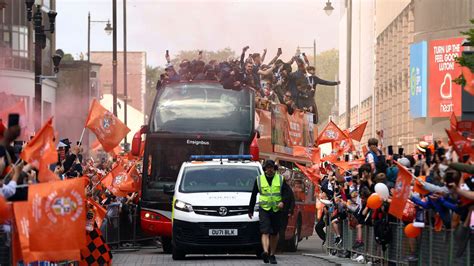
[315,219,326,241]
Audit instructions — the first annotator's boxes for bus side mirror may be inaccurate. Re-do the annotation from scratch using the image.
[163,184,175,195]
[131,125,148,156]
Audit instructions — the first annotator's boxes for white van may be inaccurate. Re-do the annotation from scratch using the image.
[167,155,263,260]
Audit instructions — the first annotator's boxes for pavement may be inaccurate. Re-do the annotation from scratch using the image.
[112,236,359,265]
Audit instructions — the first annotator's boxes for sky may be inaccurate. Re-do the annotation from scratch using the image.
[56,0,341,67]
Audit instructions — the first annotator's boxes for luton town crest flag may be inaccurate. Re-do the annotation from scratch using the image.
[85,99,130,152]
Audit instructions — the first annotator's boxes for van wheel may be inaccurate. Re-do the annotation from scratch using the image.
[171,240,186,260]
[286,218,301,252]
[161,237,172,254]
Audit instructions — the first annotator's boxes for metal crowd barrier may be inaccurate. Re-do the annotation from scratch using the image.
[102,203,157,250]
[324,212,474,265]
[0,226,10,266]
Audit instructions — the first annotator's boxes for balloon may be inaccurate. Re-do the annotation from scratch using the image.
[404,223,421,238]
[367,193,383,209]
[0,196,10,224]
[374,183,390,199]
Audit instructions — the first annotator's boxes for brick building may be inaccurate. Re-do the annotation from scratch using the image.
[90,51,146,124]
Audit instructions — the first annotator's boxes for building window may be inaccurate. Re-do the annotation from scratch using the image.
[11,25,28,58]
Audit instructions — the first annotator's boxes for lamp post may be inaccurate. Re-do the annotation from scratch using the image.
[123,0,128,148]
[25,1,58,131]
[87,13,112,108]
[325,0,352,130]
[297,39,317,67]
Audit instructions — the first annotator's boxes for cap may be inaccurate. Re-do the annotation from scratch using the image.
[397,157,411,168]
[263,160,277,170]
[165,63,174,70]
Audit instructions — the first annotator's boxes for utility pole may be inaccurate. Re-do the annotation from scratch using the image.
[345,0,352,129]
[123,0,128,147]
[112,0,118,116]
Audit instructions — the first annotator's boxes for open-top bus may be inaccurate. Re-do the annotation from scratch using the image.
[131,81,316,253]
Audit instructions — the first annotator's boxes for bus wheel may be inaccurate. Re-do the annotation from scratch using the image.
[286,218,301,252]
[161,237,172,254]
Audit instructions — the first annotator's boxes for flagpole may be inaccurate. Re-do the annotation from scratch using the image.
[79,127,86,146]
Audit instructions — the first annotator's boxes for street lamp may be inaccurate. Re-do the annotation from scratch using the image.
[297,39,317,68]
[323,0,334,16]
[325,0,352,130]
[25,1,59,131]
[104,21,113,36]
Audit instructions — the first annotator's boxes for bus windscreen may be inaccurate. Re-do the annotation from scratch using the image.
[152,83,253,136]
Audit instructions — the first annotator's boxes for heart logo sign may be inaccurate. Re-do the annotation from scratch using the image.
[440,73,452,100]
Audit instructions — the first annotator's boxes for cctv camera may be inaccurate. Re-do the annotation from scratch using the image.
[52,49,64,73]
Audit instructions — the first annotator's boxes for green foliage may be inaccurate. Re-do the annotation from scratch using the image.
[62,53,74,62]
[145,65,164,116]
[169,48,236,66]
[307,49,339,122]
[454,19,474,85]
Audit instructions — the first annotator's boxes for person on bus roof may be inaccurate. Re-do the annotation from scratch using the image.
[248,160,293,264]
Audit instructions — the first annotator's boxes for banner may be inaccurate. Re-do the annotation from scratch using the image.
[287,110,304,146]
[271,104,289,146]
[256,109,272,153]
[428,38,464,117]
[410,41,428,118]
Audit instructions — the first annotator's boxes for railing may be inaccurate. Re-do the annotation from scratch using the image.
[324,211,473,265]
[101,203,157,250]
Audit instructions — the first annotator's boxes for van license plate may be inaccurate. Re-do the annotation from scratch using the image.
[209,229,238,236]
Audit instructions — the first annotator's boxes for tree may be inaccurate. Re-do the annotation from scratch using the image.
[62,53,74,62]
[454,19,474,86]
[307,49,339,123]
[144,65,164,118]
[169,48,236,66]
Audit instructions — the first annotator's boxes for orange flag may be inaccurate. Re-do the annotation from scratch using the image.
[20,117,57,169]
[13,201,80,263]
[85,99,130,152]
[450,112,458,131]
[292,146,320,164]
[115,163,141,193]
[295,163,321,187]
[87,198,107,229]
[446,128,473,159]
[103,163,129,197]
[28,178,86,252]
[37,163,60,183]
[349,121,368,142]
[362,145,369,157]
[461,66,474,96]
[316,121,347,145]
[388,162,413,219]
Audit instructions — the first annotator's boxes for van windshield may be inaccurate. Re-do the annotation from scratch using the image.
[179,165,260,193]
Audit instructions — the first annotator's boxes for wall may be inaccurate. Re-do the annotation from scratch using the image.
[56,61,101,149]
[90,51,146,121]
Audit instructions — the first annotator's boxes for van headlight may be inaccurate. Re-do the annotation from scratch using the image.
[174,199,194,212]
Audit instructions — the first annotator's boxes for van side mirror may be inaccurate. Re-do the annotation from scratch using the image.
[131,125,148,156]
[163,184,175,195]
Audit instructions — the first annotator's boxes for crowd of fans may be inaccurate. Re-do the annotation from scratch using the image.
[314,137,474,262]
[0,123,141,249]
[158,47,340,124]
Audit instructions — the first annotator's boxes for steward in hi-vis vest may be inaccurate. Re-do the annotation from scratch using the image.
[248,160,292,265]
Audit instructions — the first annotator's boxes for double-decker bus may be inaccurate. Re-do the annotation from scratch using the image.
[132,81,316,253]
[134,81,255,252]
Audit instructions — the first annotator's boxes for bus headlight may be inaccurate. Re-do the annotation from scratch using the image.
[174,200,194,212]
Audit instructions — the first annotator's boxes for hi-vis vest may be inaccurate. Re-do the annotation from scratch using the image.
[257,174,283,212]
